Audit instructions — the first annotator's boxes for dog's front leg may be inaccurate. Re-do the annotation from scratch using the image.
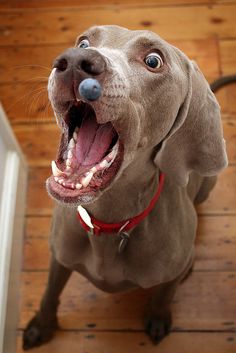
[144,277,180,345]
[144,254,194,345]
[23,255,72,350]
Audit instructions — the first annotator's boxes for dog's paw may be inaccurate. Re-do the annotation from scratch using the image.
[145,314,172,345]
[23,314,58,350]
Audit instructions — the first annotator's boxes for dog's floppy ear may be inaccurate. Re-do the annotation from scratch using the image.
[154,61,228,186]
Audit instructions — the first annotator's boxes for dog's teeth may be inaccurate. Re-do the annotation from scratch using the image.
[54,176,59,182]
[51,161,64,177]
[106,143,118,162]
[68,138,75,149]
[66,159,72,166]
[58,178,64,185]
[90,166,98,173]
[65,165,72,176]
[76,183,82,190]
[61,181,75,189]
[90,159,110,173]
[107,149,116,161]
[81,172,93,187]
[73,131,78,141]
[68,150,73,159]
[99,159,109,169]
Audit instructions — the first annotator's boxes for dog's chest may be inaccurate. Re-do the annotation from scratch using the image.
[83,234,127,283]
[51,201,196,290]
[53,229,132,287]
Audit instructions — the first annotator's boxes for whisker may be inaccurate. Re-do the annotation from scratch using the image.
[44,100,53,123]
[20,76,49,84]
[12,64,51,71]
[6,85,47,117]
[27,88,47,119]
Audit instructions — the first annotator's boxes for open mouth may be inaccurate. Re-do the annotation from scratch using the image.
[47,101,124,203]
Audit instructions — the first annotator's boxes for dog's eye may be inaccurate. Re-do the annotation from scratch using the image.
[145,53,163,69]
[78,39,90,49]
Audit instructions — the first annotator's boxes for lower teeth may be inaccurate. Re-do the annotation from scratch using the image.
[52,140,119,190]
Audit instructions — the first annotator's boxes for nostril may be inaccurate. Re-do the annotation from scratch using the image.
[54,58,68,71]
[80,59,93,74]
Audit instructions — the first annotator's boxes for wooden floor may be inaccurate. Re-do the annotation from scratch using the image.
[0,0,236,352]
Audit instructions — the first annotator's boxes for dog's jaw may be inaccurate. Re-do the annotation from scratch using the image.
[46,59,132,205]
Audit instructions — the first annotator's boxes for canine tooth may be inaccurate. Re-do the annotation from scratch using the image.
[51,161,64,177]
[76,183,82,190]
[54,176,59,182]
[58,178,64,185]
[81,172,93,187]
[68,138,75,149]
[73,131,78,141]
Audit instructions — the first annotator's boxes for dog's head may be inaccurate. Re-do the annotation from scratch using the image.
[47,25,227,205]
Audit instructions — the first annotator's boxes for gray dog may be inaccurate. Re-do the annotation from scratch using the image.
[23,25,229,349]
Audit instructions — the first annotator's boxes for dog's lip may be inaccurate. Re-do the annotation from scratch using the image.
[47,99,124,204]
[47,140,124,204]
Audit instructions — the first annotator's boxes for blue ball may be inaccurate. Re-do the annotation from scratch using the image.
[78,78,102,101]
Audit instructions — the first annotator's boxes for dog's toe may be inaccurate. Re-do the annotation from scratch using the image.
[23,315,58,350]
[23,325,42,350]
[145,316,171,344]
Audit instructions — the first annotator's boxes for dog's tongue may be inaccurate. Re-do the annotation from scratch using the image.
[76,115,116,166]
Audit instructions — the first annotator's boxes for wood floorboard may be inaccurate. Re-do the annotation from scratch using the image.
[3,0,236,10]
[1,4,236,46]
[0,0,235,352]
[19,271,236,331]
[16,332,236,353]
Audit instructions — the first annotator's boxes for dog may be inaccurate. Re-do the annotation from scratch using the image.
[23,25,229,349]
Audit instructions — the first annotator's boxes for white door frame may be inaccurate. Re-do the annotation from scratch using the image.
[0,103,28,353]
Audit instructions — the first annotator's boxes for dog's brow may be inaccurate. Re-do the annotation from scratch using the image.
[131,37,156,50]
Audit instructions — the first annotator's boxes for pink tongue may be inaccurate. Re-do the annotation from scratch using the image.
[75,115,116,166]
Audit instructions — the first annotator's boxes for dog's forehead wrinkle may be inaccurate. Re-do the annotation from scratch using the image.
[81,25,161,49]
[80,25,130,48]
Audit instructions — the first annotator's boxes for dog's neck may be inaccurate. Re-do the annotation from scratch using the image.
[85,150,160,223]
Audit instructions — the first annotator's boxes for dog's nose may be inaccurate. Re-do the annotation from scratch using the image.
[53,47,106,76]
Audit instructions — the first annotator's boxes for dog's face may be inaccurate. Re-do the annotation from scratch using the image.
[47,25,227,205]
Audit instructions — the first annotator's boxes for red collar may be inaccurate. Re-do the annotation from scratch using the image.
[77,172,165,236]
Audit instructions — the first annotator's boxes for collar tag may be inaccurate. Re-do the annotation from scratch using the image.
[77,205,94,229]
